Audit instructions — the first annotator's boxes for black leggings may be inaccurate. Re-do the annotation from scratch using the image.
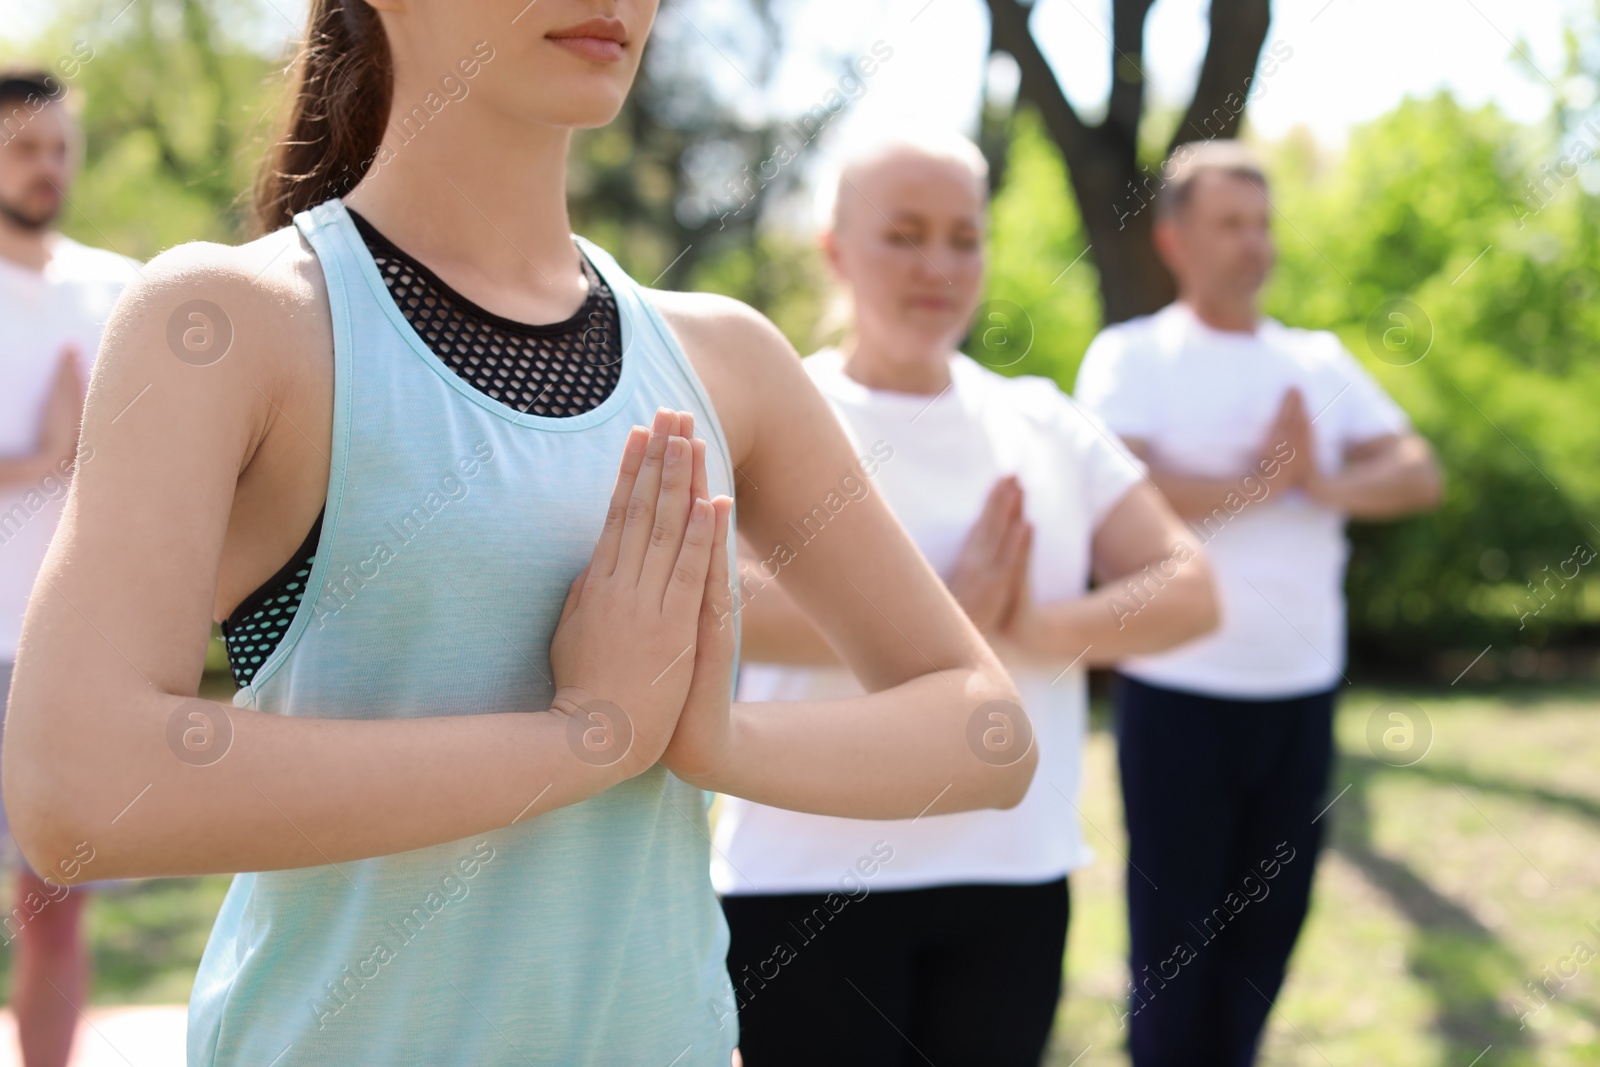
[721,877,1070,1067]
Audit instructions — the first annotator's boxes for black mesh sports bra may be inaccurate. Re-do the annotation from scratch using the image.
[220,209,623,687]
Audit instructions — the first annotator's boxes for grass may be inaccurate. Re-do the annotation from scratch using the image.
[0,680,1595,1065]
[1048,683,1600,1066]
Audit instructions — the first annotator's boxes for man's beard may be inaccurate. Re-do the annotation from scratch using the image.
[0,188,59,232]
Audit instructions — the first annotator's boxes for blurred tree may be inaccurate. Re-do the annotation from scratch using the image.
[570,0,787,292]
[16,0,1600,677]
[984,92,1600,674]
[982,0,1274,324]
[3,0,281,257]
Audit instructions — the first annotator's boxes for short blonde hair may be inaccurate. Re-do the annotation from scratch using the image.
[1155,140,1268,220]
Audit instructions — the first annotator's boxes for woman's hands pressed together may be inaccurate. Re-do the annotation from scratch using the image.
[660,410,737,787]
[549,406,735,781]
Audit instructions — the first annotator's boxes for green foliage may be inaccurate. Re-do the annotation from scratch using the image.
[981,108,1102,388]
[1266,93,1600,664]
[963,96,1600,669]
[3,0,283,256]
[10,0,1600,672]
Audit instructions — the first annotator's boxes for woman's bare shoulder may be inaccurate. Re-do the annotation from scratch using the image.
[647,289,809,468]
[110,225,328,365]
[86,225,335,478]
[648,288,794,357]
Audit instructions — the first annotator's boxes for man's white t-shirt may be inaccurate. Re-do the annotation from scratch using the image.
[711,347,1146,895]
[1073,301,1411,700]
[0,236,139,662]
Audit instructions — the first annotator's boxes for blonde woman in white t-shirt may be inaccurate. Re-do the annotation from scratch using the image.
[712,133,1220,1066]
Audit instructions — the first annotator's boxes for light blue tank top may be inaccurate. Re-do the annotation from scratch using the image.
[187,197,741,1066]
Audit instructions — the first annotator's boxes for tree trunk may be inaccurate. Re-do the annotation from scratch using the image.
[984,0,1273,324]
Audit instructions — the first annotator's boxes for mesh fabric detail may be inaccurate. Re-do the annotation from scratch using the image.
[222,213,621,687]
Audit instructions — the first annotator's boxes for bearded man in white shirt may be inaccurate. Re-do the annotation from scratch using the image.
[1074,140,1442,1067]
[0,68,139,1067]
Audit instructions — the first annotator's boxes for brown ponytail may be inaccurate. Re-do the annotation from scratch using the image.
[253,0,393,235]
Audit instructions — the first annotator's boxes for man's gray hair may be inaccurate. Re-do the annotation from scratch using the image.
[1155,140,1269,220]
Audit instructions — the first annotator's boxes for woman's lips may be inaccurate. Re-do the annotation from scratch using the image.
[547,35,626,63]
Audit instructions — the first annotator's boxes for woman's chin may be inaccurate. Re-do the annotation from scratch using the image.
[504,79,631,131]
[895,311,966,347]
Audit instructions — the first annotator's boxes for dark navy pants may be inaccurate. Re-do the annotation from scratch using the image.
[1114,673,1337,1067]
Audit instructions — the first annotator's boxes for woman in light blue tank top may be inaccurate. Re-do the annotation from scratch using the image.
[2,3,1038,1066]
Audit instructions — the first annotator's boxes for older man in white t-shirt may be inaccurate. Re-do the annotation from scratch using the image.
[0,68,139,1067]
[1074,140,1441,1067]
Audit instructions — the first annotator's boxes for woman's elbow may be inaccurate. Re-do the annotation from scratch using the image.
[4,693,105,880]
[1186,572,1223,643]
[969,662,1036,810]
[5,767,90,883]
[991,741,1038,810]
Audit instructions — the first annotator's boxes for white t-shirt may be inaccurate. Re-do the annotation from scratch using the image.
[0,236,139,661]
[711,347,1146,895]
[1073,301,1411,699]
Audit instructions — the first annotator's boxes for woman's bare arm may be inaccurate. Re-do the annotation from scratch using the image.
[655,293,1035,819]
[732,539,841,665]
[992,483,1219,668]
[737,480,1219,673]
[5,234,719,883]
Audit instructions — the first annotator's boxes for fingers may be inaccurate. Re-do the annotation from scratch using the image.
[966,476,1022,557]
[663,494,716,620]
[559,562,589,626]
[996,520,1034,631]
[703,495,733,621]
[639,433,698,602]
[615,408,677,581]
[699,495,737,659]
[689,436,709,505]
[593,424,650,579]
[590,407,707,595]
[998,510,1031,571]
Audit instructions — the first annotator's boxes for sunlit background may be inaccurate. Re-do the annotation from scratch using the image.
[3,0,1600,1063]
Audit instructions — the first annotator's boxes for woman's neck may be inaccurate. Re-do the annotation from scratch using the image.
[838,332,953,396]
[342,107,587,323]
